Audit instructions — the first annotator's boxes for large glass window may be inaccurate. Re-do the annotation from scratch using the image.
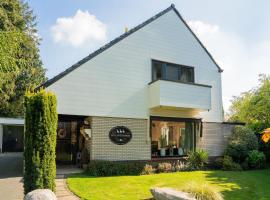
[152,61,162,80]
[152,60,194,83]
[166,64,179,81]
[151,118,201,158]
[180,66,194,82]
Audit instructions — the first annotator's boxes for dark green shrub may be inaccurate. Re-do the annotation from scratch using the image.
[156,163,172,173]
[225,142,248,163]
[87,161,145,176]
[229,126,258,150]
[187,149,208,170]
[246,150,266,169]
[24,90,57,194]
[222,156,242,171]
[240,160,250,170]
[225,126,258,163]
[259,140,270,161]
[212,157,224,169]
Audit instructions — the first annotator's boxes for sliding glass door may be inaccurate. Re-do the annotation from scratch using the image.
[151,117,201,158]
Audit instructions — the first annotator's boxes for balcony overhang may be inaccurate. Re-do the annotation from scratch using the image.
[148,80,211,111]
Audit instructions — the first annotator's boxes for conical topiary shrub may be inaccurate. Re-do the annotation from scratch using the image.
[24,90,57,194]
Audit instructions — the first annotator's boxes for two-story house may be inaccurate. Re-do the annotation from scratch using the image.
[41,4,240,163]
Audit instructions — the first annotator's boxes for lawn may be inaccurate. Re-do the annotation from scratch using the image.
[67,169,270,200]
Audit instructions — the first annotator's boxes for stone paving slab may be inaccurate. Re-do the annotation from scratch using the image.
[56,178,80,200]
[0,153,82,200]
[0,153,24,200]
[0,177,24,200]
[55,166,83,200]
[0,175,80,200]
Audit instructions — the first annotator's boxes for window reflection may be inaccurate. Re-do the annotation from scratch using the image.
[151,119,200,158]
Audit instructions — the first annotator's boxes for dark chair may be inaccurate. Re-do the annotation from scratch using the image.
[151,141,158,157]
[166,148,170,156]
[173,148,178,156]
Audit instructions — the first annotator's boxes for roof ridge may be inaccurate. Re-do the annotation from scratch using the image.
[39,4,222,89]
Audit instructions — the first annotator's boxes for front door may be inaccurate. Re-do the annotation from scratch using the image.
[56,121,79,164]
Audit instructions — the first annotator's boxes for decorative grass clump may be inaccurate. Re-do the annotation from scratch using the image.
[187,149,209,170]
[183,182,223,200]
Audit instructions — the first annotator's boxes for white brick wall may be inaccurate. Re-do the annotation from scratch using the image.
[90,118,236,160]
[198,122,236,156]
[91,117,150,161]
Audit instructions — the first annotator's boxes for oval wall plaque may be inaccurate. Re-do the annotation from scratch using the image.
[109,126,132,145]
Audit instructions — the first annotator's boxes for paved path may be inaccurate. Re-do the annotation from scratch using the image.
[0,153,82,200]
[56,175,80,200]
[0,153,24,200]
[56,166,83,200]
[55,165,83,200]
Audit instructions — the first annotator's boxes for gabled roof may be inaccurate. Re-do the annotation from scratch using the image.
[40,4,223,89]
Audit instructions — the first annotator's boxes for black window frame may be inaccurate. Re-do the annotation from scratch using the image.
[152,59,195,83]
[180,66,195,83]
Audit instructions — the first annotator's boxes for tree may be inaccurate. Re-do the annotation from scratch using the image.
[229,74,270,132]
[0,0,46,117]
[24,90,57,194]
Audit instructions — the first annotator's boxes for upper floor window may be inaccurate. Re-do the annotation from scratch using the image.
[152,60,194,83]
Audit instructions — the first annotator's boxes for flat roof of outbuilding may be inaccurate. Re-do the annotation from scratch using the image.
[0,117,24,125]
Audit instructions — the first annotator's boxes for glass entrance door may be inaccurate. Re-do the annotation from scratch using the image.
[56,121,78,164]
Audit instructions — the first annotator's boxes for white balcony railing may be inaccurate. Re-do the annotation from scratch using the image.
[149,80,211,110]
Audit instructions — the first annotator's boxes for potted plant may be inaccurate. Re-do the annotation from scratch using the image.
[178,135,184,156]
[159,134,167,157]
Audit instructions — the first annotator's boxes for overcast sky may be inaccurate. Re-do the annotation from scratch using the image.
[27,0,270,112]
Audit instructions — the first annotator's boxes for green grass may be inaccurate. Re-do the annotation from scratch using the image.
[67,169,270,200]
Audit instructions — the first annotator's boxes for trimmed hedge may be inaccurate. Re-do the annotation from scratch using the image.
[24,90,57,194]
[86,161,146,176]
[87,160,191,176]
